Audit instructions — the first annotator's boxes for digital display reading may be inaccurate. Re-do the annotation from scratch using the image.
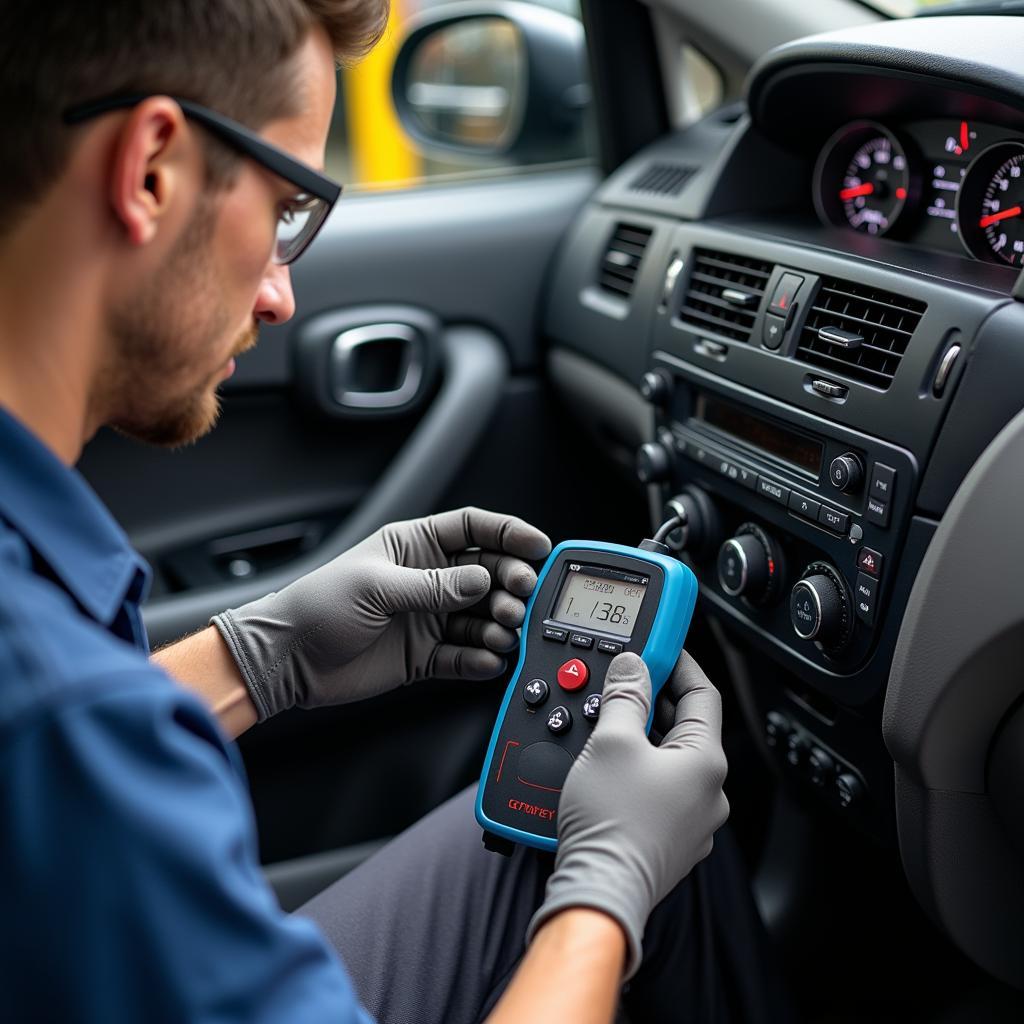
[696,395,823,476]
[551,564,648,638]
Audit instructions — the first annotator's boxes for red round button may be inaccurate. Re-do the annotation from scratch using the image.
[557,658,589,692]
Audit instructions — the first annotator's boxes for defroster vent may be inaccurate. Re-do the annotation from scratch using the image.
[679,250,773,343]
[599,223,653,299]
[628,162,698,197]
[797,278,926,391]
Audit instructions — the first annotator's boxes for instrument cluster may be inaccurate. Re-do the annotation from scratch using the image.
[813,118,1024,266]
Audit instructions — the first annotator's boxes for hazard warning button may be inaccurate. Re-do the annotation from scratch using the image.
[556,658,589,692]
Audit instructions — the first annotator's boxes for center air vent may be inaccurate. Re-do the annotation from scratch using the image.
[797,277,926,391]
[679,250,773,343]
[628,162,698,197]
[598,223,653,300]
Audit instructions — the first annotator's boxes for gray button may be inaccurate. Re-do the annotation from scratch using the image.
[866,495,890,527]
[854,573,877,626]
[757,477,790,505]
[818,505,849,534]
[762,313,786,350]
[869,463,896,501]
[788,492,821,521]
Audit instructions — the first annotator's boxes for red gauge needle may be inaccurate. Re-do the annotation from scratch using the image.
[979,206,1023,228]
[839,183,874,200]
[960,120,970,153]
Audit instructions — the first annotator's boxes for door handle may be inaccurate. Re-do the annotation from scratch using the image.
[330,322,424,409]
[294,304,440,419]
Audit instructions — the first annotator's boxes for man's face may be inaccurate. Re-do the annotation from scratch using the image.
[105,27,337,447]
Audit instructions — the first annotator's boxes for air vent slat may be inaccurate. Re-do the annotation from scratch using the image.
[628,162,698,197]
[796,276,926,391]
[677,249,774,344]
[597,223,653,301]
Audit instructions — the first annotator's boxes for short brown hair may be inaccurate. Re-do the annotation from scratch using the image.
[0,0,389,234]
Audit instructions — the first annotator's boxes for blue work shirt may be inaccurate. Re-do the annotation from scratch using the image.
[0,407,373,1022]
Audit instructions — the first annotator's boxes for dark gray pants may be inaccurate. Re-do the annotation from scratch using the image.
[300,787,796,1024]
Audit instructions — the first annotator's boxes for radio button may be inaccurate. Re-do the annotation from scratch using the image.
[737,466,758,490]
[788,492,821,522]
[757,477,791,506]
[869,463,896,501]
[818,505,849,535]
[866,495,890,527]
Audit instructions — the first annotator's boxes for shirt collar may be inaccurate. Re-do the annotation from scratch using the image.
[0,407,150,627]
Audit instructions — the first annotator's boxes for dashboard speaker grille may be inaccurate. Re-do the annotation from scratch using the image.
[678,249,773,343]
[598,223,653,299]
[628,162,698,196]
[796,277,927,391]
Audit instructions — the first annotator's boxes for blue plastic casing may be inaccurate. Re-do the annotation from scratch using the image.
[474,540,698,852]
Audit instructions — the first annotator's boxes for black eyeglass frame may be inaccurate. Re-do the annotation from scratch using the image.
[63,94,341,264]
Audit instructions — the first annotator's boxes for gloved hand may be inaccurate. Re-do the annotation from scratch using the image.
[212,508,551,720]
[526,651,729,980]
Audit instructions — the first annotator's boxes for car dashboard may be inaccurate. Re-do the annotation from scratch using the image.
[542,13,1024,988]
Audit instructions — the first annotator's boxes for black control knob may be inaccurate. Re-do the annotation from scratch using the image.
[636,442,672,484]
[718,534,770,600]
[829,452,864,493]
[790,569,850,650]
[661,487,719,556]
[640,370,672,407]
[835,772,864,809]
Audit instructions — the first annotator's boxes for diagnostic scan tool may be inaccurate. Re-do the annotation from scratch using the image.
[475,533,698,852]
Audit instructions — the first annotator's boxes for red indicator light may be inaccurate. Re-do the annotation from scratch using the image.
[980,205,1023,228]
[778,294,788,309]
[896,186,907,200]
[768,559,775,575]
[839,183,874,201]
[961,121,969,153]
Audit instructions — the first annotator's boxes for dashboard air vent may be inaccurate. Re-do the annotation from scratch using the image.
[797,277,927,391]
[598,223,653,299]
[628,162,697,197]
[678,249,773,343]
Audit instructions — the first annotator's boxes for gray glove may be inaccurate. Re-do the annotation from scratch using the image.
[212,508,551,720]
[526,651,729,979]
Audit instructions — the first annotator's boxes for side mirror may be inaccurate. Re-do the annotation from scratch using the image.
[391,2,590,163]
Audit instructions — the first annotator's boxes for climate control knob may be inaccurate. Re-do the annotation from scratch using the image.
[716,524,781,604]
[790,565,852,651]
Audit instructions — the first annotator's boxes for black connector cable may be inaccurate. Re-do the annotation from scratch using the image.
[638,511,687,555]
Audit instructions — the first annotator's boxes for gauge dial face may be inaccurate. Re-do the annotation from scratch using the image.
[957,142,1024,265]
[814,122,913,237]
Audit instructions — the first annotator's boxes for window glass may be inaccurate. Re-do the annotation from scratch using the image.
[327,0,593,192]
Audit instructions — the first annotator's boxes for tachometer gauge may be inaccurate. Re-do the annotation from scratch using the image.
[956,141,1024,265]
[814,122,914,237]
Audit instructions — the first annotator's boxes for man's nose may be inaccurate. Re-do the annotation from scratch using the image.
[254,262,296,325]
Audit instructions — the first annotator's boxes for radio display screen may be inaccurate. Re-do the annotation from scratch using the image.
[696,395,823,475]
[551,564,649,638]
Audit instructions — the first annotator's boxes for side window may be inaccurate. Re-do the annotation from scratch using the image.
[326,0,595,192]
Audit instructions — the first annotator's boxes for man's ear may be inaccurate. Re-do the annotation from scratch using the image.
[108,97,193,248]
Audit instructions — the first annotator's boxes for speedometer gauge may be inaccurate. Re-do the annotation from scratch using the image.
[956,142,1024,265]
[814,122,914,237]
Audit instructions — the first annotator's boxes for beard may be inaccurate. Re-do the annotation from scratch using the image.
[103,199,258,448]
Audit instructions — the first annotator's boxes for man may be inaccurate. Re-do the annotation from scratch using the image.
[0,2,791,1021]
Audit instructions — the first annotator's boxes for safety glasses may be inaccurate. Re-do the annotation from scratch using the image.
[64,95,341,265]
